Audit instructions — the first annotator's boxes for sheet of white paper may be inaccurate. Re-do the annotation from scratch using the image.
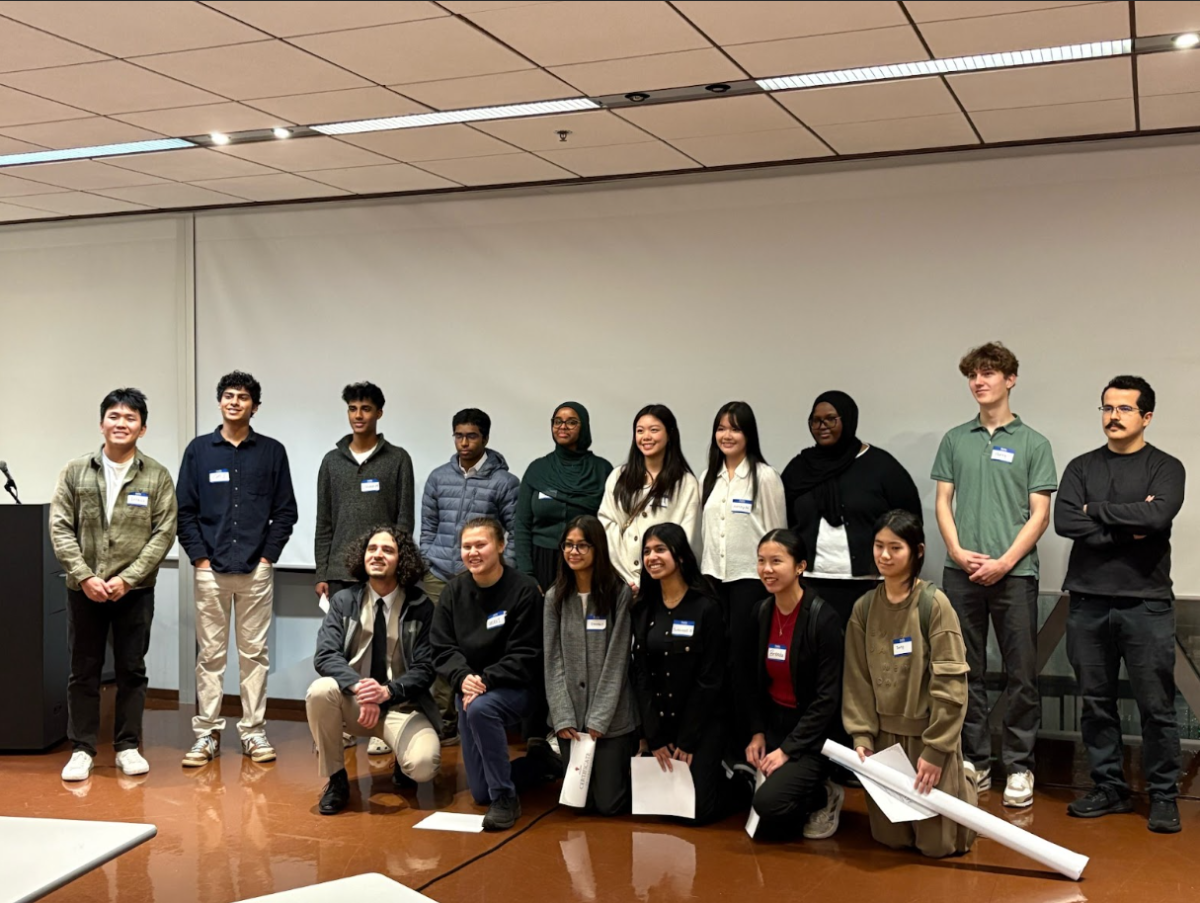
[744,770,768,837]
[859,744,937,823]
[559,735,596,807]
[319,593,330,614]
[412,812,485,833]
[630,757,696,819]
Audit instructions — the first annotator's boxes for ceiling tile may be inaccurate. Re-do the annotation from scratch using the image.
[550,48,745,96]
[415,152,576,185]
[133,41,370,101]
[668,127,831,165]
[393,70,579,110]
[0,86,96,128]
[916,3,1130,57]
[1134,1,1200,35]
[216,137,394,171]
[244,89,428,125]
[949,57,1131,110]
[0,15,108,73]
[92,182,247,208]
[105,148,279,181]
[1138,51,1200,96]
[0,136,47,154]
[7,191,149,215]
[0,171,67,197]
[464,0,710,66]
[726,26,930,78]
[970,97,1134,140]
[440,1,558,11]
[814,112,980,153]
[187,173,350,202]
[775,77,961,125]
[673,0,907,45]
[0,118,165,150]
[906,2,1112,23]
[1140,91,1200,128]
[0,201,57,221]
[291,18,531,85]
[0,61,224,115]
[8,160,168,190]
[304,162,459,192]
[536,140,700,176]
[340,125,522,161]
[475,110,647,150]
[113,102,293,136]
[201,1,446,36]
[0,0,266,57]
[616,94,797,140]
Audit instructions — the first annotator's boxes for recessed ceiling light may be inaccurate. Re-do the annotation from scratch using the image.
[210,132,231,146]
[0,138,194,168]
[312,97,599,136]
[1174,32,1200,50]
[272,127,291,139]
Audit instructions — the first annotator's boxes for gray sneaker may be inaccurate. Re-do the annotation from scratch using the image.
[803,780,844,840]
[242,734,276,763]
[182,733,220,767]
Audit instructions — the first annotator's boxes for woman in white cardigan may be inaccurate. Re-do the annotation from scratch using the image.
[598,404,700,590]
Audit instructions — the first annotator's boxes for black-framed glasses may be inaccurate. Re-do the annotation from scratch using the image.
[561,541,593,553]
[453,431,481,442]
[552,418,581,429]
[1099,405,1142,416]
[808,415,841,429]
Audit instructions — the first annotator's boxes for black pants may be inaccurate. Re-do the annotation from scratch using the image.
[752,703,829,831]
[532,544,561,595]
[656,716,741,825]
[718,578,769,747]
[560,732,638,816]
[1067,594,1181,801]
[67,587,155,755]
[803,577,879,630]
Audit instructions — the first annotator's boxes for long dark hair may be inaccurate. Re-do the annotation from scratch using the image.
[615,404,692,516]
[873,509,925,590]
[634,522,713,607]
[551,515,623,618]
[701,401,768,508]
[345,524,425,587]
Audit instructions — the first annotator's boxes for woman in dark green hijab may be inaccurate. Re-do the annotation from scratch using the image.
[515,402,614,591]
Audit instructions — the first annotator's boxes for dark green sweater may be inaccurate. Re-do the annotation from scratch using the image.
[514,453,613,575]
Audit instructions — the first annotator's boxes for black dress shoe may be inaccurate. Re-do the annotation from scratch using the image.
[1066,785,1133,819]
[482,794,521,831]
[319,769,350,815]
[392,762,417,789]
[1148,797,1181,834]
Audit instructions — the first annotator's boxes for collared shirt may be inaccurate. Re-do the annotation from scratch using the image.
[931,414,1058,578]
[361,584,403,682]
[461,451,488,477]
[699,460,786,582]
[176,426,298,574]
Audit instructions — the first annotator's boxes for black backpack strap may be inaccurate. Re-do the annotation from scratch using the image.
[806,594,825,647]
[917,581,937,644]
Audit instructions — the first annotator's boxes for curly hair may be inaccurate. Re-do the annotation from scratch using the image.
[958,341,1018,379]
[344,524,425,587]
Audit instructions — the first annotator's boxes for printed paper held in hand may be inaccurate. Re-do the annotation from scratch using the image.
[859,744,936,823]
[319,593,330,614]
[744,769,768,837]
[560,735,596,807]
[630,757,695,819]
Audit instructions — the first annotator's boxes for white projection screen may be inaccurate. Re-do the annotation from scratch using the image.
[194,142,1200,592]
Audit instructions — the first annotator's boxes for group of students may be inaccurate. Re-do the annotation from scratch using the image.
[48,340,1186,843]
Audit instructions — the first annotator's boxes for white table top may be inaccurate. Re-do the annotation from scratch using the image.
[0,816,156,903]
[235,874,434,902]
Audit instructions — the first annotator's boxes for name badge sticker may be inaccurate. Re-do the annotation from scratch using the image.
[893,636,913,657]
[486,610,507,630]
[538,491,552,500]
[730,498,753,515]
[361,478,380,493]
[209,469,230,483]
[586,616,607,631]
[767,644,787,661]
[991,446,1015,464]
[127,491,149,507]
[671,620,695,637]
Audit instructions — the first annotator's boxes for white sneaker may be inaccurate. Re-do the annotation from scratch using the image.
[115,749,150,776]
[1003,770,1034,808]
[547,733,561,757]
[62,750,94,782]
[803,780,844,839]
[368,737,392,756]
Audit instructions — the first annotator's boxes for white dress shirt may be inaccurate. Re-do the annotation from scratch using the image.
[699,460,787,582]
[359,583,402,681]
[461,452,488,477]
[597,467,701,587]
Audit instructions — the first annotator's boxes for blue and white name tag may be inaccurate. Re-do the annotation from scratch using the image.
[486,610,506,630]
[671,620,694,637]
[538,491,552,500]
[361,478,380,493]
[127,491,149,507]
[658,496,671,509]
[767,644,787,661]
[731,498,753,515]
[209,469,230,483]
[991,446,1015,464]
[893,636,913,657]
[586,616,607,631]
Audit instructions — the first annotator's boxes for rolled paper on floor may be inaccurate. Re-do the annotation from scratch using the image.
[821,740,1089,881]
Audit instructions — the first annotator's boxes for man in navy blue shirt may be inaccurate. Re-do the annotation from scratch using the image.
[177,371,297,767]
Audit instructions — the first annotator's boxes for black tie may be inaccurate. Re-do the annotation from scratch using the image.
[370,599,388,686]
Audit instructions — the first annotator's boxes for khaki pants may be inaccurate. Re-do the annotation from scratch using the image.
[305,677,441,780]
[422,572,454,720]
[193,563,274,740]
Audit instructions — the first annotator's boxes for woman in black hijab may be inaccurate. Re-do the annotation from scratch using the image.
[781,391,922,627]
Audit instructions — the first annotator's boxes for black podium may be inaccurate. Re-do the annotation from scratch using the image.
[0,504,69,750]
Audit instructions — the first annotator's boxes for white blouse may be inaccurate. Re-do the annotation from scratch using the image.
[597,467,701,587]
[699,460,786,582]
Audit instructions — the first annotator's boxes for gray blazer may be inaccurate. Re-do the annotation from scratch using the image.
[543,583,637,738]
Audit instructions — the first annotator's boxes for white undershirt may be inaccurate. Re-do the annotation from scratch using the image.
[806,446,878,580]
[102,453,134,524]
[351,443,377,465]
[579,591,590,616]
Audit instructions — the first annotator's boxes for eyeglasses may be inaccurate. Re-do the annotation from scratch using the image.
[1099,405,1142,416]
[561,541,593,553]
[808,415,841,429]
[453,432,481,442]
[552,418,581,429]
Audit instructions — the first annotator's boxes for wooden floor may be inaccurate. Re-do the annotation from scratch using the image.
[2,692,1197,903]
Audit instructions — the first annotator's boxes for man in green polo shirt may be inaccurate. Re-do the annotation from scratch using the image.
[932,342,1057,810]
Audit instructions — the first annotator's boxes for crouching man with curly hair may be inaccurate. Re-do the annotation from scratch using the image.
[306,525,443,815]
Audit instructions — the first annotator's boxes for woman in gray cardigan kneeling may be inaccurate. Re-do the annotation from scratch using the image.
[544,515,639,815]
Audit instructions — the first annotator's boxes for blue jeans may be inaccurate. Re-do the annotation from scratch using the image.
[457,687,534,803]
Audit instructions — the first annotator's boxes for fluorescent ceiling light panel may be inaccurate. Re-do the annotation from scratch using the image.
[757,39,1133,92]
[0,138,195,168]
[313,98,600,136]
